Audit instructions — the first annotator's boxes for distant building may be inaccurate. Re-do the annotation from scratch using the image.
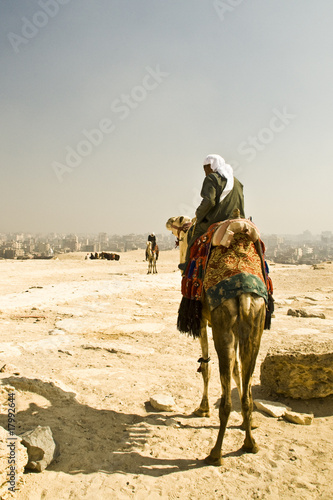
[82,244,100,253]
[294,248,303,259]
[321,231,333,244]
[62,234,79,252]
[98,232,108,249]
[4,249,15,259]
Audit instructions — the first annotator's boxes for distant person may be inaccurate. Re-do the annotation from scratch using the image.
[148,232,157,250]
[146,232,159,260]
[181,154,245,270]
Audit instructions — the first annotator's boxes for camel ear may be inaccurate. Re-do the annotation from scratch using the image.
[179,216,184,223]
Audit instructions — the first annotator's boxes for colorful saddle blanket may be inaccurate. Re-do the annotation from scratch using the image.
[203,233,268,310]
[178,221,273,337]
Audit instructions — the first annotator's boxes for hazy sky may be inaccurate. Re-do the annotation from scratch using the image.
[1,1,332,236]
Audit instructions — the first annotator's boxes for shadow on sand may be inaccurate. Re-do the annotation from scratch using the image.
[0,377,208,477]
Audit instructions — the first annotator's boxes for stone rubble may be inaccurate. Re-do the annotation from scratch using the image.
[284,410,314,425]
[254,399,291,418]
[254,400,314,425]
[20,426,57,472]
[149,394,176,411]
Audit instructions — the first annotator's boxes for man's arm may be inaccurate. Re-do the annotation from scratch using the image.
[195,175,217,222]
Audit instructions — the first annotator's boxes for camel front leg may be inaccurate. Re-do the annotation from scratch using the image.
[205,386,232,466]
[205,338,234,466]
[193,318,211,418]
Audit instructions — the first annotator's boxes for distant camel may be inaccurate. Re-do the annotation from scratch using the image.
[146,241,157,274]
[166,215,266,466]
[89,252,120,261]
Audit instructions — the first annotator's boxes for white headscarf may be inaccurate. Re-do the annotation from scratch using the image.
[203,154,234,202]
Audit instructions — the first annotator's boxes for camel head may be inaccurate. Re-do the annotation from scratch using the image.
[166,215,192,265]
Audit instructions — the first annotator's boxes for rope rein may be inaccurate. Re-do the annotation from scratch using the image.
[170,221,192,247]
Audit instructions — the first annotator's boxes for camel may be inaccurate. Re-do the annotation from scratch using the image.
[166,215,266,466]
[146,241,157,274]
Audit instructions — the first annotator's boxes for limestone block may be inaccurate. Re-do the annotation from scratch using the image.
[260,344,333,399]
[0,426,28,498]
[284,410,314,425]
[149,394,176,411]
[254,399,291,418]
[20,425,56,472]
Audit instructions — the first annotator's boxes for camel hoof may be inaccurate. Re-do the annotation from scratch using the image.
[242,443,259,454]
[204,454,222,466]
[193,408,210,418]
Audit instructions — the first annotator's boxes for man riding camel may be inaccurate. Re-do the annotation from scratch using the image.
[146,232,159,261]
[180,154,245,271]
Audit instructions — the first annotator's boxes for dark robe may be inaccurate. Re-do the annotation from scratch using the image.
[188,173,245,249]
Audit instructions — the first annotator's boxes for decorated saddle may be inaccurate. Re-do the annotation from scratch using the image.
[177,218,274,338]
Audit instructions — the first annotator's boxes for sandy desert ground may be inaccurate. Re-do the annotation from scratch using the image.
[0,249,332,500]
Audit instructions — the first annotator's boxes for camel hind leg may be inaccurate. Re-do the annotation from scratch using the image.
[205,298,237,466]
[238,294,265,453]
[232,339,242,403]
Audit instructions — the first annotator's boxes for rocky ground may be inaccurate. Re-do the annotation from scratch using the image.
[0,250,332,499]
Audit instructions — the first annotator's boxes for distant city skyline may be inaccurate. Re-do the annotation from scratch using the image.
[1,228,332,239]
[1,227,331,265]
[1,1,332,235]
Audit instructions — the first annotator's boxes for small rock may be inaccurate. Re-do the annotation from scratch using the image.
[57,349,73,356]
[150,417,165,426]
[254,399,291,418]
[20,425,57,472]
[287,308,303,317]
[284,410,314,425]
[48,329,66,335]
[0,363,19,374]
[287,308,325,319]
[149,394,176,412]
[164,418,180,427]
[81,344,102,350]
